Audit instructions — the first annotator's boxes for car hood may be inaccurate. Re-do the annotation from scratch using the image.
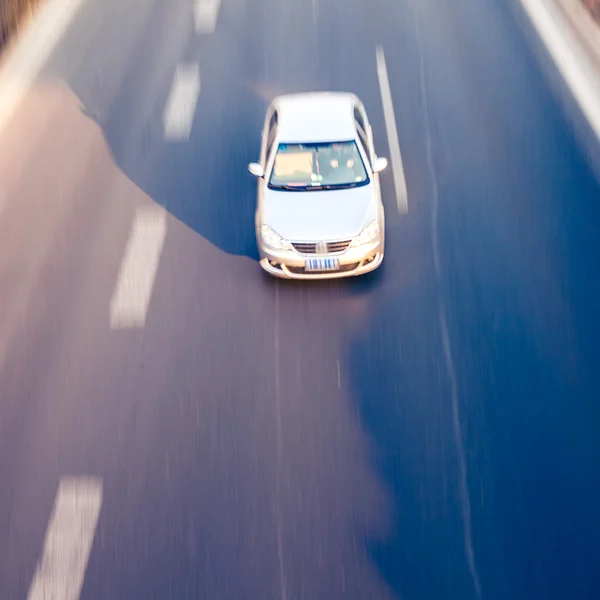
[261,184,377,241]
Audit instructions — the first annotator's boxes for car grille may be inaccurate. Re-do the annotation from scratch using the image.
[286,262,360,275]
[291,240,352,254]
[326,240,352,253]
[291,242,318,254]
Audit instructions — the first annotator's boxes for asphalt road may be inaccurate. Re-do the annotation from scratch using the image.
[1,0,600,598]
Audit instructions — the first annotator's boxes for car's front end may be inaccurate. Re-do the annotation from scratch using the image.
[257,218,384,280]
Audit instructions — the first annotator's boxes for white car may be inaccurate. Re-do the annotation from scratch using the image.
[248,92,387,279]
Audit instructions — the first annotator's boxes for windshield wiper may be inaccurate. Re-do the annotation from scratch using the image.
[269,182,359,191]
[269,184,307,191]
[321,182,358,190]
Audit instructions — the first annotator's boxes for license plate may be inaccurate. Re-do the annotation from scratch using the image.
[305,257,339,272]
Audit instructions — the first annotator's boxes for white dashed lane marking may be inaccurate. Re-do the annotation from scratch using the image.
[110,205,167,329]
[27,477,102,600]
[194,0,222,34]
[376,46,409,214]
[163,63,201,141]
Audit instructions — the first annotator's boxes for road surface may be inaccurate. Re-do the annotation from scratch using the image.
[1,0,600,598]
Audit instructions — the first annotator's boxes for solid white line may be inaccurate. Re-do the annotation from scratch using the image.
[27,477,102,600]
[520,0,600,142]
[194,0,222,34]
[110,205,167,329]
[0,0,86,138]
[163,63,201,141]
[376,46,409,214]
[311,0,319,22]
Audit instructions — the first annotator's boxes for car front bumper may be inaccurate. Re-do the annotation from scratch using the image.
[257,239,384,280]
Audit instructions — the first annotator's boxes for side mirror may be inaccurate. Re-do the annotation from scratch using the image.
[373,157,388,173]
[248,162,264,178]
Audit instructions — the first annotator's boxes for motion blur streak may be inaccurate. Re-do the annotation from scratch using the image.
[273,282,289,600]
[520,0,600,142]
[0,0,600,598]
[0,0,86,136]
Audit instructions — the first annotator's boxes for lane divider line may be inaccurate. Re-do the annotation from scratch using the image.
[27,477,102,600]
[163,63,201,141]
[0,0,86,138]
[194,0,222,35]
[376,46,409,215]
[110,205,167,330]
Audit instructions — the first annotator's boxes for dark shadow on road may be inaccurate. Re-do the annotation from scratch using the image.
[347,123,600,600]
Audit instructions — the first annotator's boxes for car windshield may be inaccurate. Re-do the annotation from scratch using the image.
[268,141,369,190]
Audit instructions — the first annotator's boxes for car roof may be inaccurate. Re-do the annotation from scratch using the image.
[272,92,359,144]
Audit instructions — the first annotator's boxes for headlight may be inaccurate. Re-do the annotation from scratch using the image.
[350,220,380,247]
[260,225,292,251]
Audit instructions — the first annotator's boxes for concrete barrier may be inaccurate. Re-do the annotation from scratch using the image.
[518,0,600,180]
